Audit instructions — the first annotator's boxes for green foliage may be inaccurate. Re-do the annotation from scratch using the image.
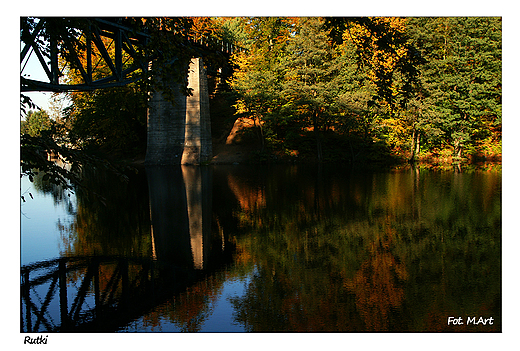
[230,16,501,164]
[231,17,428,163]
[281,18,339,158]
[407,17,502,158]
[20,100,133,198]
[21,16,501,173]
[21,110,52,137]
[20,106,81,192]
[20,94,39,116]
[230,18,294,150]
[64,83,148,156]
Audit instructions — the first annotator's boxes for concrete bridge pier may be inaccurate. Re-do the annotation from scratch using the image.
[145,57,212,165]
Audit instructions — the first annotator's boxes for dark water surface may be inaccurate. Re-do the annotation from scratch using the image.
[20,164,501,332]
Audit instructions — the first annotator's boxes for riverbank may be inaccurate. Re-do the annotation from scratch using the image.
[124,119,501,170]
[126,142,501,170]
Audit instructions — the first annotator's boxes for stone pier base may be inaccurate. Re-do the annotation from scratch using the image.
[145,58,212,165]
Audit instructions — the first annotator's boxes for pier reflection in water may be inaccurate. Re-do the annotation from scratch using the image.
[21,164,502,332]
[147,166,215,270]
[21,165,233,332]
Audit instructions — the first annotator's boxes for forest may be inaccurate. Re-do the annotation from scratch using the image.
[21,17,502,172]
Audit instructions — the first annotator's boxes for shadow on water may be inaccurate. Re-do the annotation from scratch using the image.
[21,165,234,332]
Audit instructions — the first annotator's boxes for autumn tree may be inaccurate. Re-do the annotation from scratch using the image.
[280,17,359,161]
[231,17,295,151]
[334,26,380,161]
[406,17,502,159]
[336,18,423,114]
[21,110,52,137]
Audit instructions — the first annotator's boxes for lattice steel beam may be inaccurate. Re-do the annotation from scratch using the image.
[20,18,151,92]
[20,17,244,93]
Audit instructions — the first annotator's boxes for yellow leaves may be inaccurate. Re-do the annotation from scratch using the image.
[372,17,407,32]
[189,17,218,41]
[380,116,410,150]
[342,17,411,107]
[233,98,249,115]
[372,45,407,72]
[231,50,256,75]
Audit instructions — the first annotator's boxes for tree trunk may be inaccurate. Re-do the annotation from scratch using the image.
[415,132,421,156]
[348,134,356,163]
[454,139,463,159]
[316,135,323,162]
[456,145,462,158]
[255,116,265,152]
[409,128,421,163]
[313,113,323,162]
[409,128,417,163]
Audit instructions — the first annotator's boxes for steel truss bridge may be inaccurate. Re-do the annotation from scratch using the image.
[20,255,232,332]
[20,17,242,93]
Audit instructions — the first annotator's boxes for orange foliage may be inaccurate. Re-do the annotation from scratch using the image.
[227,173,266,226]
[189,17,218,40]
[344,231,408,331]
[166,276,223,331]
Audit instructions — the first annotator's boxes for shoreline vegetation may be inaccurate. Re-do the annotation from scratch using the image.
[203,111,501,168]
[126,126,502,172]
[21,17,502,182]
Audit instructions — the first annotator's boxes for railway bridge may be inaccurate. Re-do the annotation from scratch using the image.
[21,17,242,165]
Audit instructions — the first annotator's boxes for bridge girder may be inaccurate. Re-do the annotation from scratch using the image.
[21,17,152,92]
[20,17,243,93]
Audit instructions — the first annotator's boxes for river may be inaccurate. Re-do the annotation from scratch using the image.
[20,163,502,332]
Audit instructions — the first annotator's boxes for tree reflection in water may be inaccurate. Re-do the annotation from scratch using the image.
[226,165,501,332]
[344,236,408,331]
[24,163,500,332]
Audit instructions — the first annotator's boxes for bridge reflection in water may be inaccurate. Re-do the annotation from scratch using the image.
[21,166,233,332]
[147,166,214,270]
